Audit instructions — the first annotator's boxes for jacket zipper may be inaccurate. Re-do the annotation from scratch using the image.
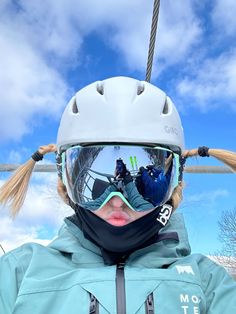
[89,293,99,314]
[116,262,126,314]
[145,293,154,314]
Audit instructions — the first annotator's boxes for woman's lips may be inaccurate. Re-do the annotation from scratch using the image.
[106,211,131,226]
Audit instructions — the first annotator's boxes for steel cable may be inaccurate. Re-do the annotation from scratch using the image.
[0,244,5,254]
[145,0,160,82]
[0,164,234,173]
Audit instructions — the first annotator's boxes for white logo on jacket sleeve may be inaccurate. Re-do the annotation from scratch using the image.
[176,265,195,275]
[156,204,172,226]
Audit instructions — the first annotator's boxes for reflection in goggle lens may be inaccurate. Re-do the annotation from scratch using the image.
[62,145,179,211]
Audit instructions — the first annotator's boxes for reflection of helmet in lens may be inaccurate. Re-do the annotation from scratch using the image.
[57,76,184,153]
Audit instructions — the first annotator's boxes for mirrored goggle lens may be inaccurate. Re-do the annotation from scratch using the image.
[62,145,180,211]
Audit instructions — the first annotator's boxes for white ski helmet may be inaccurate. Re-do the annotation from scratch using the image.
[57,76,184,152]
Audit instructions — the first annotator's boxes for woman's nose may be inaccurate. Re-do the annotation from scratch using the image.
[108,195,125,208]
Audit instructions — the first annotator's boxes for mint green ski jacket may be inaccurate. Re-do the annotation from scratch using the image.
[0,212,236,313]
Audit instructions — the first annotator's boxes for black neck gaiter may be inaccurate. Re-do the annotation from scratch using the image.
[68,202,177,265]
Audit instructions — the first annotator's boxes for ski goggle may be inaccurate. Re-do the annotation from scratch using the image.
[60,145,181,211]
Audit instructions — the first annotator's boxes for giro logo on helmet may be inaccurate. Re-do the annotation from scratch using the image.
[164,125,178,136]
[156,204,173,226]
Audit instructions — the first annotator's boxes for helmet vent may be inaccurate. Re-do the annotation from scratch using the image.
[97,83,104,95]
[137,83,145,95]
[162,99,169,114]
[72,98,79,114]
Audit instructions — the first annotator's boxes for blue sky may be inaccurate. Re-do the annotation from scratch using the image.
[0,0,236,256]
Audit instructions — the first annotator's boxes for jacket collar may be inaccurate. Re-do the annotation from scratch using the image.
[48,212,191,268]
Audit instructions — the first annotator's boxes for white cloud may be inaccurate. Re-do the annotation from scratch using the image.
[0,216,51,252]
[174,1,236,112]
[155,0,201,71]
[0,22,70,142]
[0,174,73,252]
[212,0,236,36]
[176,50,236,111]
[0,0,203,142]
[7,151,24,164]
[187,189,229,204]
[0,1,74,142]
[93,0,202,74]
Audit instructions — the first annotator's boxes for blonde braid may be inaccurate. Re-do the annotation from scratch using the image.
[183,147,236,172]
[171,182,184,210]
[0,144,57,217]
[169,146,236,211]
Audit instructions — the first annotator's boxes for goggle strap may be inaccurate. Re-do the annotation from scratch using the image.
[56,153,63,180]
[178,156,186,182]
